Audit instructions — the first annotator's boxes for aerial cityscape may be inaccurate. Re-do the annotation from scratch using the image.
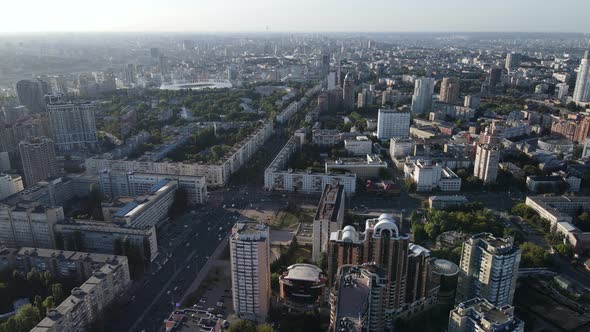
[1,2,590,332]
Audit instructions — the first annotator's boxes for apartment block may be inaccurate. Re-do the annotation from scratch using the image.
[230,222,270,323]
[456,233,521,306]
[312,184,345,262]
[448,298,524,332]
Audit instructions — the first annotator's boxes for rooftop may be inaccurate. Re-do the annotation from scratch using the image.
[284,264,324,283]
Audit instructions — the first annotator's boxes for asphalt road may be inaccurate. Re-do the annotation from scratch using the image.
[108,207,237,332]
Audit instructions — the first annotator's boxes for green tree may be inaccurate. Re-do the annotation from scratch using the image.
[51,283,64,303]
[271,273,280,292]
[257,324,274,332]
[228,319,257,332]
[520,242,551,268]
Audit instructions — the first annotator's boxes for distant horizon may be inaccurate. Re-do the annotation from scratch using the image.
[2,0,589,35]
[0,30,588,36]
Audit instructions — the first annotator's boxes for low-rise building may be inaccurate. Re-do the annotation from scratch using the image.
[390,137,414,159]
[344,136,372,156]
[325,154,388,179]
[405,160,461,192]
[0,173,24,200]
[525,195,590,253]
[428,195,468,209]
[448,298,524,332]
[279,264,326,312]
[312,128,341,147]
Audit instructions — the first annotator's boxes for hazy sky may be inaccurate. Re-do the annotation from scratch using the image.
[2,0,589,33]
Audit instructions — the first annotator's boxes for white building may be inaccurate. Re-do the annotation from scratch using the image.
[230,222,270,323]
[99,170,207,205]
[86,121,274,187]
[473,144,500,184]
[376,108,411,139]
[344,136,372,156]
[555,82,570,100]
[325,154,387,178]
[456,233,521,307]
[55,220,158,261]
[448,298,524,332]
[573,51,590,103]
[411,77,435,114]
[0,203,63,248]
[265,136,357,194]
[106,179,177,229]
[406,160,461,192]
[390,137,414,158]
[0,174,24,200]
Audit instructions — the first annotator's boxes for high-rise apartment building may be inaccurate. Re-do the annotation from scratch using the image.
[456,233,521,307]
[376,107,411,139]
[411,77,435,114]
[0,202,63,248]
[505,53,522,73]
[312,184,345,262]
[19,137,59,187]
[573,51,590,103]
[230,222,271,322]
[15,79,47,113]
[0,152,10,172]
[47,102,98,153]
[473,144,501,184]
[555,83,570,100]
[448,298,524,332]
[488,67,503,93]
[439,77,460,104]
[342,73,355,109]
[329,264,388,332]
[327,214,436,328]
[0,174,24,200]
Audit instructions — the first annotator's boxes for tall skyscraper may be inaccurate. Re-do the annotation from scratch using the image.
[456,233,521,307]
[47,102,98,153]
[473,144,501,184]
[376,107,411,139]
[573,51,590,103]
[342,73,355,109]
[312,184,345,262]
[487,67,503,94]
[448,298,524,332]
[555,82,570,100]
[327,214,434,329]
[505,53,522,73]
[230,222,271,323]
[411,77,435,114]
[15,79,46,113]
[439,77,460,104]
[19,137,59,187]
[327,71,337,90]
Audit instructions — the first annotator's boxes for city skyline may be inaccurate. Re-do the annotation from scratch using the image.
[2,0,590,33]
